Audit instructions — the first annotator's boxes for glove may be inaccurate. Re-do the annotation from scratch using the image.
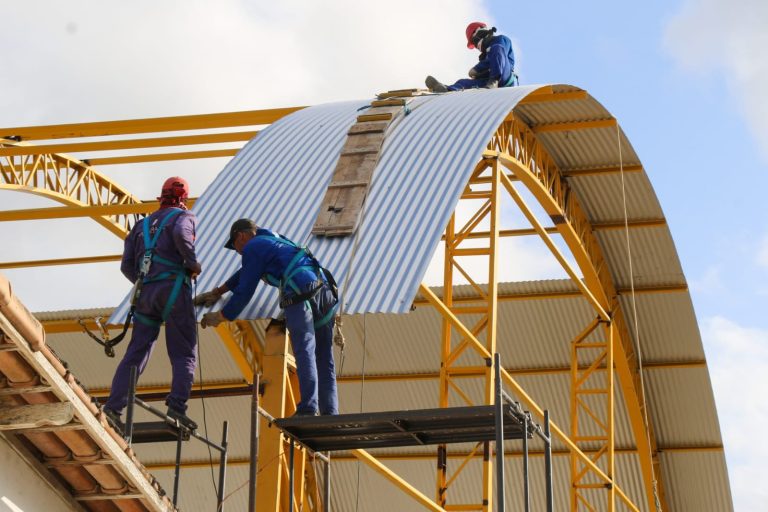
[194,289,221,307]
[201,311,225,329]
[485,79,498,90]
[468,67,478,79]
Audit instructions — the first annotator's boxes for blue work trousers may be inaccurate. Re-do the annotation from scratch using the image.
[105,281,197,414]
[283,283,338,415]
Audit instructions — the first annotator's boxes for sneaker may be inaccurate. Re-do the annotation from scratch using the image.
[425,75,448,93]
[166,407,198,431]
[103,407,124,434]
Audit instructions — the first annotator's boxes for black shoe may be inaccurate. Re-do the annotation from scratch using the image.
[103,407,124,434]
[291,410,319,418]
[425,75,448,93]
[166,407,198,431]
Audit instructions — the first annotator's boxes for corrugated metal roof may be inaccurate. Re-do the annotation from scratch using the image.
[111,86,542,323]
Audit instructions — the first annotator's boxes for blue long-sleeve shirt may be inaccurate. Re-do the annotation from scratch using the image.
[221,229,322,320]
[472,34,515,85]
[121,207,200,284]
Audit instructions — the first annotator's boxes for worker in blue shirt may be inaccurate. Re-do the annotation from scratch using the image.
[196,219,339,416]
[426,22,517,93]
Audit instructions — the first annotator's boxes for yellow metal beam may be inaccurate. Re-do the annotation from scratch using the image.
[562,164,644,177]
[517,89,588,104]
[0,131,257,157]
[531,118,617,133]
[0,107,304,140]
[0,254,122,269]
[0,198,196,222]
[87,149,238,166]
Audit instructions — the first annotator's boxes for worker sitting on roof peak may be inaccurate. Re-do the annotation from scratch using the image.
[425,22,517,93]
[196,219,339,417]
[103,177,202,432]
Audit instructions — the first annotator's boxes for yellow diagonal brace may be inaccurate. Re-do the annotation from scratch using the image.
[352,449,446,512]
[498,171,610,320]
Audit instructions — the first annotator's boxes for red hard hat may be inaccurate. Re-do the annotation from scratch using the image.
[465,21,487,49]
[160,176,189,201]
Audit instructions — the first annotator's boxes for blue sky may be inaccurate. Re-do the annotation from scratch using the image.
[1,0,766,509]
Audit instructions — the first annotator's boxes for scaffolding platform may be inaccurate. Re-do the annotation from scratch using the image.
[274,404,532,452]
[130,421,191,444]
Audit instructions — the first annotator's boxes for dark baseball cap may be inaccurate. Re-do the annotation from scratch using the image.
[224,218,257,250]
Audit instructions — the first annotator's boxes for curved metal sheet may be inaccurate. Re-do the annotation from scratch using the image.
[112,86,540,322]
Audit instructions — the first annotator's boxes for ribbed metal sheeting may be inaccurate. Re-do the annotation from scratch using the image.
[110,86,540,323]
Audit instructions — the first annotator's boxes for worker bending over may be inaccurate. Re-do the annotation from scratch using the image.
[104,177,202,431]
[426,22,517,93]
[196,219,339,416]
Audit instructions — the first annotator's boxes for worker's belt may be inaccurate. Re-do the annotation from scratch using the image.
[279,279,325,309]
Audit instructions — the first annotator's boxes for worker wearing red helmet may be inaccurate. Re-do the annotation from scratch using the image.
[103,177,202,431]
[426,22,517,93]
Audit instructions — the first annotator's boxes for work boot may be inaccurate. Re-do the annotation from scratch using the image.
[166,407,198,431]
[425,75,448,93]
[103,407,124,434]
[290,410,319,418]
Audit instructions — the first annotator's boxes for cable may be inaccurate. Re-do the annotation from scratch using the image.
[194,280,219,499]
[615,125,661,512]
[354,313,368,512]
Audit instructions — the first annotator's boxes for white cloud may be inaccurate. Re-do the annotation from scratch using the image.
[0,0,493,311]
[701,316,768,510]
[664,0,768,161]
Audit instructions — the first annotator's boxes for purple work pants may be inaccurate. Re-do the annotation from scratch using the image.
[105,280,197,414]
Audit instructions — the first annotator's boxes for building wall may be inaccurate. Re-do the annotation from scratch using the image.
[0,435,75,512]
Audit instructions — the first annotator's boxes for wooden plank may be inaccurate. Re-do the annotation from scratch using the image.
[0,385,53,396]
[47,457,117,468]
[371,98,407,107]
[340,131,386,156]
[313,151,379,235]
[348,121,390,135]
[357,113,393,123]
[0,402,74,430]
[327,181,371,189]
[15,422,87,434]
[75,493,145,501]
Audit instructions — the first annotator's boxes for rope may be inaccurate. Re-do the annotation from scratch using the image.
[615,125,662,512]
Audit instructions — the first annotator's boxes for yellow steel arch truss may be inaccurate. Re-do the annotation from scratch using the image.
[0,138,142,237]
[0,100,672,511]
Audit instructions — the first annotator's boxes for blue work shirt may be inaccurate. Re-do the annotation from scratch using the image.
[472,34,515,85]
[121,207,200,284]
[222,229,323,320]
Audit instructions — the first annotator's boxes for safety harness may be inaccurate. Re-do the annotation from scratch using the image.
[257,234,338,328]
[82,208,189,357]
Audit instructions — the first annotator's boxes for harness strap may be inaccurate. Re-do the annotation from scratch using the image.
[503,71,518,87]
[132,208,187,327]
